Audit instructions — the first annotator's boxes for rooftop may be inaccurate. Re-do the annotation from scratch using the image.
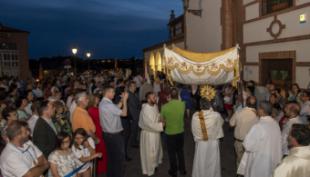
[0,23,29,33]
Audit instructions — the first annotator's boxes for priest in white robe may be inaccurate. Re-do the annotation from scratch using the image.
[139,92,164,176]
[238,101,282,177]
[274,124,310,177]
[191,98,224,177]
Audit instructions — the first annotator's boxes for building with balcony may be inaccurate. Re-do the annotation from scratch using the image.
[143,0,310,88]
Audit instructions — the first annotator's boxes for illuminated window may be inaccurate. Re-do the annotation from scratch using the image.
[0,50,19,76]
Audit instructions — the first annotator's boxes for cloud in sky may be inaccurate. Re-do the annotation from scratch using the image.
[0,0,183,58]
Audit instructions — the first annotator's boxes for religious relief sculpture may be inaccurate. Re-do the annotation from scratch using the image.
[267,16,286,39]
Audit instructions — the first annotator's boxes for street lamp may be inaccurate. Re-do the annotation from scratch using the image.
[72,48,78,55]
[71,48,78,74]
[86,52,92,71]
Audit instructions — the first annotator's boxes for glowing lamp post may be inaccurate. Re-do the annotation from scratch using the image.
[86,52,92,71]
[72,48,78,55]
[86,52,91,58]
[71,48,78,74]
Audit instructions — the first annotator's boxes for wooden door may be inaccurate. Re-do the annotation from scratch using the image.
[260,58,293,88]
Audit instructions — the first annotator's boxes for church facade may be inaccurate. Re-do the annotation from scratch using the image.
[143,0,310,88]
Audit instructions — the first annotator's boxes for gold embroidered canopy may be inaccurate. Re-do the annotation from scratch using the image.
[161,45,240,85]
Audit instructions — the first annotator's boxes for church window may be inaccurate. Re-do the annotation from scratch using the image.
[262,0,293,15]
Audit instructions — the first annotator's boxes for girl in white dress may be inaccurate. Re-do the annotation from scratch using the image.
[72,128,102,177]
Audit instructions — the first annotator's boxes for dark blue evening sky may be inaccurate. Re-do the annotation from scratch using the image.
[0,0,183,59]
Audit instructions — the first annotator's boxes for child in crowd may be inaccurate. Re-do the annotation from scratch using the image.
[1,107,18,142]
[49,132,80,177]
[72,128,102,177]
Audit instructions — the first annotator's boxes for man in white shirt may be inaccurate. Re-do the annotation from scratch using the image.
[254,85,269,104]
[139,92,164,176]
[191,98,224,177]
[133,74,143,89]
[139,80,153,102]
[282,103,303,155]
[230,96,258,167]
[274,124,310,177]
[238,101,282,177]
[300,91,310,124]
[32,82,43,99]
[0,120,49,177]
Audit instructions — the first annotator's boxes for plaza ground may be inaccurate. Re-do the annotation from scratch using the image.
[124,118,236,177]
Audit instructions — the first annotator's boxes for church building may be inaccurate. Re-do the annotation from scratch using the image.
[143,0,310,88]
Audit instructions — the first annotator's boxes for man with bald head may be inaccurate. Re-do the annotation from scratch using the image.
[230,96,258,167]
[238,101,282,177]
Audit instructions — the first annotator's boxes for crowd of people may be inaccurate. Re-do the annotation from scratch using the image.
[0,69,309,177]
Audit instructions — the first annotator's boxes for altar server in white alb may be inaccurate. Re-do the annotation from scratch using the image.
[239,101,282,177]
[139,92,164,176]
[273,124,310,177]
[191,97,224,177]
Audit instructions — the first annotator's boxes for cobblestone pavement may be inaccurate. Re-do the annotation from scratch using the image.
[124,118,237,177]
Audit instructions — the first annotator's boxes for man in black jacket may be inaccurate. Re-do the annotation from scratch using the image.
[127,81,141,147]
[33,100,57,158]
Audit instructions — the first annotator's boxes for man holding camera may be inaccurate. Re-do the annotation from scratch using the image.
[99,86,128,177]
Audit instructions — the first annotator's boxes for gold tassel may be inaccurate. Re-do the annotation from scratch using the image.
[232,62,239,88]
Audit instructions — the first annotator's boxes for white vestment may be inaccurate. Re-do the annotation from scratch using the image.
[300,101,310,123]
[191,109,224,177]
[139,103,164,176]
[281,116,303,155]
[273,146,310,177]
[239,116,282,177]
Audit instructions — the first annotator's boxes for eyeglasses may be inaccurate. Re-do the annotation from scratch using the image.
[62,139,71,144]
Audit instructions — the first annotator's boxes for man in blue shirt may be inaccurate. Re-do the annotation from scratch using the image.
[100,86,128,177]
